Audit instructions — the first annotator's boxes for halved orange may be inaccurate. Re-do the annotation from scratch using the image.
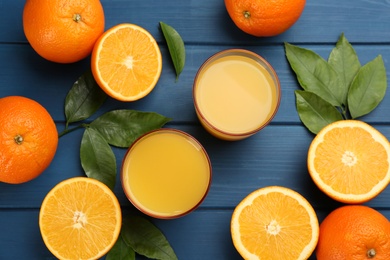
[91,23,162,101]
[308,120,390,204]
[231,186,319,260]
[39,177,122,260]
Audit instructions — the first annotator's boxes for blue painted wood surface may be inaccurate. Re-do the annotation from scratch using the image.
[1,0,390,259]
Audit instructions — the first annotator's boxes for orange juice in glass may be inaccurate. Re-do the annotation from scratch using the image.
[121,129,212,219]
[193,49,281,141]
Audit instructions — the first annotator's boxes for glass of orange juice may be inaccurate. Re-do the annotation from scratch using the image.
[121,128,212,219]
[193,49,281,141]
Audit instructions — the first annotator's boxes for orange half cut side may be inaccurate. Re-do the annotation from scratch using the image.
[39,177,122,260]
[231,186,319,260]
[91,23,162,101]
[307,120,390,203]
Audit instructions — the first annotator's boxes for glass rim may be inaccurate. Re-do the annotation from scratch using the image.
[120,128,212,219]
[192,48,282,138]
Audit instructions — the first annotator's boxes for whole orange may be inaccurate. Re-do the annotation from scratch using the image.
[0,96,58,184]
[23,0,105,63]
[224,0,306,37]
[316,205,390,260]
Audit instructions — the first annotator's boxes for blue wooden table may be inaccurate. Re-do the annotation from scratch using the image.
[1,0,390,259]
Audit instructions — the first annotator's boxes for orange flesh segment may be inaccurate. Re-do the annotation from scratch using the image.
[239,192,314,258]
[39,177,121,260]
[231,186,319,260]
[314,126,388,195]
[93,24,162,101]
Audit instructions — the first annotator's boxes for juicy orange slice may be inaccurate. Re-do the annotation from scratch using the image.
[39,177,122,260]
[91,23,162,101]
[231,186,319,260]
[307,120,390,203]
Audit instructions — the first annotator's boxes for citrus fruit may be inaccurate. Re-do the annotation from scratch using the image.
[316,205,390,260]
[307,120,390,204]
[91,23,162,102]
[0,96,58,184]
[231,186,319,259]
[224,0,306,37]
[23,0,105,63]
[39,177,122,260]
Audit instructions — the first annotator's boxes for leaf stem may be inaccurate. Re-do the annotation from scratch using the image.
[58,123,89,138]
[340,105,352,120]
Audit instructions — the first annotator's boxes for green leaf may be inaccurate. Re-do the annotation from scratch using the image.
[295,90,343,134]
[90,110,171,148]
[285,42,343,107]
[160,21,185,81]
[348,55,387,119]
[328,33,361,105]
[64,70,107,126]
[122,216,178,260]
[80,128,117,190]
[106,234,135,260]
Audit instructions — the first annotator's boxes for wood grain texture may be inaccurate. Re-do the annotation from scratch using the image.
[0,0,389,259]
[2,0,390,43]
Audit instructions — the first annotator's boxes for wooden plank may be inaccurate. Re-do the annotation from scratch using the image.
[1,209,390,259]
[1,1,390,44]
[1,44,390,124]
[1,124,389,210]
[1,0,390,258]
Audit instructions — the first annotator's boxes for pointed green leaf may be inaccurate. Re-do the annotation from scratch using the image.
[160,21,185,81]
[90,110,171,148]
[122,216,178,260]
[285,42,343,106]
[295,90,343,134]
[80,128,116,190]
[328,33,361,105]
[64,70,107,125]
[106,234,135,260]
[348,55,387,119]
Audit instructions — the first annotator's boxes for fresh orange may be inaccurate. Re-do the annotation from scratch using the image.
[224,0,306,37]
[316,205,390,260]
[91,23,162,101]
[39,177,122,260]
[23,0,105,63]
[0,96,58,184]
[307,120,390,204]
[231,186,319,259]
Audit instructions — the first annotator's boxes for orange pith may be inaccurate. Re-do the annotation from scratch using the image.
[308,120,390,203]
[316,205,390,260]
[91,23,162,101]
[224,0,306,37]
[0,96,58,184]
[39,177,122,260]
[231,186,319,260]
[23,0,105,63]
